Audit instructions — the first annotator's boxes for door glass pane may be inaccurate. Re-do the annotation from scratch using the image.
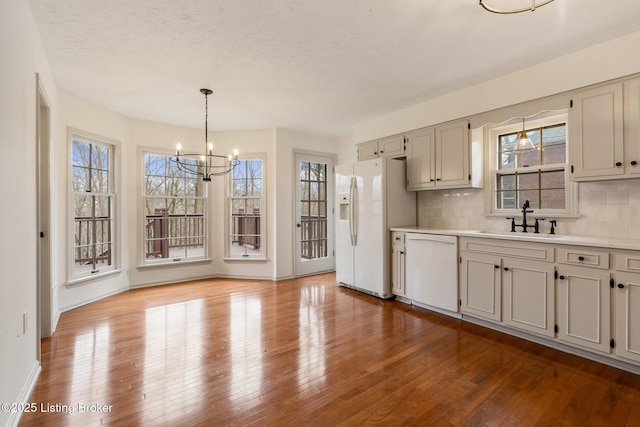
[299,161,328,260]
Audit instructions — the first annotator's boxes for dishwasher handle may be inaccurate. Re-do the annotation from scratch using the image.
[406,233,457,245]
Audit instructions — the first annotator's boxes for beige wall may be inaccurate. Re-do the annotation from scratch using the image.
[0,2,57,426]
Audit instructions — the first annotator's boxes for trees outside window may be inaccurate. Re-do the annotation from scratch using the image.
[228,156,265,259]
[71,134,115,279]
[143,152,207,263]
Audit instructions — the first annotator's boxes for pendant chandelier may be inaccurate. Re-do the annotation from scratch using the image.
[516,118,535,150]
[479,0,554,14]
[173,88,239,182]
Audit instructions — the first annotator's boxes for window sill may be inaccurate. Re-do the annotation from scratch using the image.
[222,257,268,263]
[137,258,213,269]
[65,269,122,288]
[483,212,581,220]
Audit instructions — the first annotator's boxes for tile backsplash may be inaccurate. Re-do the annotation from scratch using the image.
[417,180,640,240]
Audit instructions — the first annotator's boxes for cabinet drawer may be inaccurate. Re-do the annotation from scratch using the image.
[557,247,609,269]
[615,251,640,273]
[459,237,554,262]
[392,232,405,244]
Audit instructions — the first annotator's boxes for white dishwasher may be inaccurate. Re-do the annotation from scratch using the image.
[405,233,459,314]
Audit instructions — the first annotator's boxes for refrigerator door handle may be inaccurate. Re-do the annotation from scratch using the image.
[349,176,357,246]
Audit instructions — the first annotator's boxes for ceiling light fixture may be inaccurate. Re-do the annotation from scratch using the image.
[517,118,535,150]
[173,88,239,182]
[479,0,554,14]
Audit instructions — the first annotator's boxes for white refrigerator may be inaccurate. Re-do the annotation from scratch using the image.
[335,157,416,298]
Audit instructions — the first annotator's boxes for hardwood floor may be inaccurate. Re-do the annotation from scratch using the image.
[20,273,640,426]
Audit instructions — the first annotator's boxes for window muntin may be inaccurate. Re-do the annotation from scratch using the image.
[228,156,265,259]
[143,153,207,262]
[494,122,567,211]
[71,137,115,278]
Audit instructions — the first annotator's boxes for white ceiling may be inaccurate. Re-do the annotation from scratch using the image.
[28,0,640,137]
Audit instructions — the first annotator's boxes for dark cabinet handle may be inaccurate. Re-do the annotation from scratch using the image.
[578,256,585,261]
[632,161,638,166]
[400,251,404,255]
[494,265,500,269]
[436,178,441,181]
[618,283,625,289]
[430,179,435,182]
[504,267,509,271]
[616,162,622,167]
[374,151,378,155]
[380,150,384,154]
[559,275,565,280]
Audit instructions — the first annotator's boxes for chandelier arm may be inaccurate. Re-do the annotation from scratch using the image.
[173,156,202,176]
[479,0,554,14]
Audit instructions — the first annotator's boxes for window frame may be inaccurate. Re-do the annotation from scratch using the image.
[224,153,267,261]
[485,112,577,217]
[67,128,118,284]
[140,149,210,266]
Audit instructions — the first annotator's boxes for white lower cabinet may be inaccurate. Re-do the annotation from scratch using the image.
[503,258,555,338]
[614,271,640,363]
[460,252,502,322]
[556,265,611,353]
[391,232,406,297]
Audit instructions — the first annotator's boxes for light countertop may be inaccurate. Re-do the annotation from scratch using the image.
[390,226,640,251]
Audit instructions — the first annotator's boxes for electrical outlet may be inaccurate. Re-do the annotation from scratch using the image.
[23,310,28,334]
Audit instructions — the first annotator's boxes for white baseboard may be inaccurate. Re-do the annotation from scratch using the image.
[7,361,41,427]
[59,286,128,313]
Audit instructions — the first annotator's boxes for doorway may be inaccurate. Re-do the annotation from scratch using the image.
[36,74,52,350]
[294,152,335,276]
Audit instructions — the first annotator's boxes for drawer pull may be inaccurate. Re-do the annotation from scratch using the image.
[504,267,509,271]
[618,283,625,289]
[578,256,585,261]
[559,275,565,280]
[631,160,638,166]
[494,265,500,269]
[616,162,622,167]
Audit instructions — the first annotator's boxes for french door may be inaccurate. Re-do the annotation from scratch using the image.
[294,152,335,276]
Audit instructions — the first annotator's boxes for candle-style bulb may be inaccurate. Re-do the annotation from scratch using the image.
[176,143,182,153]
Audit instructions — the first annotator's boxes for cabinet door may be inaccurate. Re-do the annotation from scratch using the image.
[435,119,470,188]
[378,135,405,158]
[391,242,406,296]
[406,128,436,191]
[460,252,501,321]
[624,77,640,176]
[615,272,640,363]
[357,141,379,161]
[502,258,555,337]
[557,265,611,353]
[570,83,624,180]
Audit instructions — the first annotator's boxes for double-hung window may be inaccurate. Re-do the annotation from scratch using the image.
[227,155,266,259]
[489,113,573,215]
[71,131,115,279]
[143,152,207,263]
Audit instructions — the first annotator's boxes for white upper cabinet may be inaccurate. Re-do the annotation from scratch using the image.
[357,134,406,161]
[406,128,435,190]
[436,120,470,188]
[406,119,470,191]
[569,82,624,180]
[624,77,640,176]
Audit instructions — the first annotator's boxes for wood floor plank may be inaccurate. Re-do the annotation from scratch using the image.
[18,273,640,426]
